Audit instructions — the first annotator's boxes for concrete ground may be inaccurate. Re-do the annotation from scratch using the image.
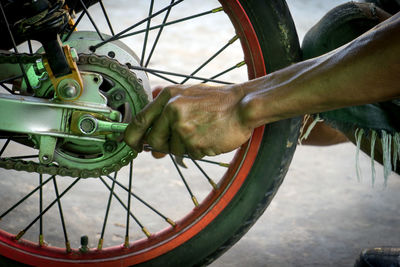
[0,1,399,267]
[213,143,400,267]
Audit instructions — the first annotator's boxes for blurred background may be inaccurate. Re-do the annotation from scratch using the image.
[0,1,399,266]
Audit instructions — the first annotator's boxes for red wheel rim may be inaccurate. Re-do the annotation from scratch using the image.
[0,0,266,265]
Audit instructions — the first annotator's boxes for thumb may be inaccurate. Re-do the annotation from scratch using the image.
[124,88,172,151]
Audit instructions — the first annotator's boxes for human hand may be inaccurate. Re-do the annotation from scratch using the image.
[124,84,253,159]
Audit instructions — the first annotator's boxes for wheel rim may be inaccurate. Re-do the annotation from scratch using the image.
[0,0,266,265]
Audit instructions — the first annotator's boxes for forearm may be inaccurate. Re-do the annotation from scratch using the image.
[238,12,400,129]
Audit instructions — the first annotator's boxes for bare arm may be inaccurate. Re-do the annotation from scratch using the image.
[124,12,400,158]
[239,12,400,128]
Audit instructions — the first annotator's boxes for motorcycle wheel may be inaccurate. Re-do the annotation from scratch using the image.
[0,0,301,266]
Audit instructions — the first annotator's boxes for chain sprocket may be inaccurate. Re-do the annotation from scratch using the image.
[0,52,148,178]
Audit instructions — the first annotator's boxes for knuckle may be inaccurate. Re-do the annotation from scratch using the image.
[163,85,182,97]
[177,123,194,136]
[123,134,135,147]
[132,112,148,128]
[124,125,140,147]
[164,101,182,119]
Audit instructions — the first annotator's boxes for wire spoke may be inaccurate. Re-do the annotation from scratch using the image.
[0,175,55,220]
[99,0,114,36]
[0,83,14,94]
[145,0,175,67]
[0,138,11,157]
[0,75,23,85]
[27,40,33,54]
[127,65,232,84]
[148,71,179,84]
[63,10,86,42]
[141,0,154,66]
[119,7,223,40]
[101,176,152,238]
[125,161,133,247]
[16,177,81,241]
[39,174,44,246]
[0,2,32,91]
[205,61,245,82]
[97,172,117,249]
[8,155,38,159]
[92,0,184,51]
[105,174,175,227]
[53,177,71,252]
[195,157,230,168]
[78,0,104,41]
[181,35,238,84]
[169,154,199,207]
[191,159,218,189]
[144,145,230,167]
[0,135,26,139]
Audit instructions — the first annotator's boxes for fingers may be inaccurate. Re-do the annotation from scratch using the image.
[186,145,205,160]
[170,132,185,157]
[124,89,172,151]
[146,112,170,153]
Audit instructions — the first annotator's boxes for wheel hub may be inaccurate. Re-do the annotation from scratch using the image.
[10,31,152,177]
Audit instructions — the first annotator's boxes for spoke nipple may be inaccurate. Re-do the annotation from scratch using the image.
[124,236,129,248]
[192,196,199,207]
[39,234,44,246]
[236,61,246,68]
[219,162,230,168]
[97,238,104,250]
[80,235,89,253]
[212,7,223,13]
[229,35,239,44]
[15,231,25,241]
[166,218,176,227]
[142,227,151,238]
[210,180,218,190]
[66,241,72,253]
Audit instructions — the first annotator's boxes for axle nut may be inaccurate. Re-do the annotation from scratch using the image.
[79,116,97,135]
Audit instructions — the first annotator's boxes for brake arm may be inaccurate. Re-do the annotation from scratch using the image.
[43,45,84,101]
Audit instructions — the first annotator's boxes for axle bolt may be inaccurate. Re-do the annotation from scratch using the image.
[113,91,125,102]
[104,141,117,153]
[61,85,77,98]
[57,78,81,100]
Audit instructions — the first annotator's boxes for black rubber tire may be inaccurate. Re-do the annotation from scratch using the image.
[137,0,302,266]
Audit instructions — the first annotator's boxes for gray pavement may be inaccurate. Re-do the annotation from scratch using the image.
[212,143,400,267]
